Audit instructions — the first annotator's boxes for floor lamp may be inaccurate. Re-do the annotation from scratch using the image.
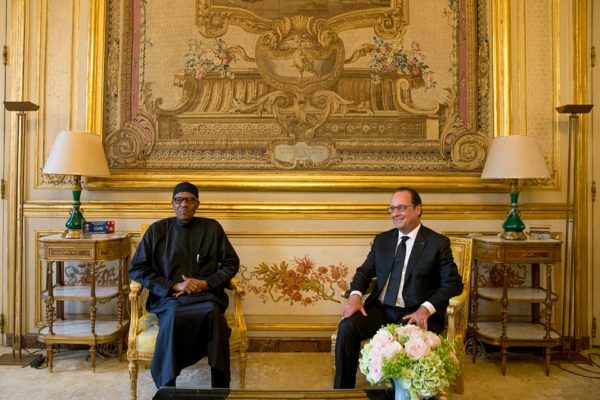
[0,101,39,366]
[555,103,593,356]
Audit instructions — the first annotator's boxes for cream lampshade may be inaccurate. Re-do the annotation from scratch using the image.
[43,131,110,238]
[481,135,550,240]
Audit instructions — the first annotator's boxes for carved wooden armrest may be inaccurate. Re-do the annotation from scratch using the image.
[227,278,247,333]
[128,280,143,350]
[227,277,245,296]
[447,289,468,316]
[130,280,142,293]
[446,288,469,342]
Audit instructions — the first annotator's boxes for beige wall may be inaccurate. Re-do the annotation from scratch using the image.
[1,1,595,343]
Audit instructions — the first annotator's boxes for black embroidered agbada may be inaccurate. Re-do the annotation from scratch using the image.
[129,216,240,388]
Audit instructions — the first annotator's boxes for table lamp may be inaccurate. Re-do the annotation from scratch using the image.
[481,135,550,240]
[42,131,110,238]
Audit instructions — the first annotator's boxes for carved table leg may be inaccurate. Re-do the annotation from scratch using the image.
[90,345,97,373]
[471,259,480,364]
[118,339,123,362]
[47,345,53,372]
[501,345,507,376]
[90,262,97,372]
[545,347,551,376]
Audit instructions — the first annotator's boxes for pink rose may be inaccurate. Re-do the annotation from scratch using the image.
[368,357,383,383]
[404,337,431,360]
[371,329,394,346]
[424,331,441,348]
[399,324,424,340]
[381,341,403,359]
[368,344,384,360]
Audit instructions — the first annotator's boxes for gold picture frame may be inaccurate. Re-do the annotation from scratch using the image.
[86,0,494,191]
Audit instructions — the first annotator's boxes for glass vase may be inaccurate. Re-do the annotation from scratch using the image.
[392,378,411,400]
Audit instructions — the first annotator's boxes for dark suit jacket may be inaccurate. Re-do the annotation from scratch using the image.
[349,225,463,329]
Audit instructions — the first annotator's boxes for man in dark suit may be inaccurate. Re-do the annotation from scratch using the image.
[333,187,464,389]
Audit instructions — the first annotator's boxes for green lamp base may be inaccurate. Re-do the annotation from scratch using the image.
[500,180,527,240]
[63,175,85,239]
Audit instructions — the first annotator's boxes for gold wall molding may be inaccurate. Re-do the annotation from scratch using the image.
[86,0,107,134]
[491,0,511,137]
[23,200,567,220]
[83,174,510,192]
[246,323,338,332]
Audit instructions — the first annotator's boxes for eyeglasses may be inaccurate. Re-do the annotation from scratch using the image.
[173,197,198,205]
[388,204,413,213]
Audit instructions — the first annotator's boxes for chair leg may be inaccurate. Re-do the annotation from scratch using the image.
[129,359,139,400]
[238,350,247,389]
[331,331,337,372]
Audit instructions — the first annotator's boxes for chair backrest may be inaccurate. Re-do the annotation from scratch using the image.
[448,236,473,293]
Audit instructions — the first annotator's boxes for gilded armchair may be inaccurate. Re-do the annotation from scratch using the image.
[330,236,472,396]
[127,225,248,400]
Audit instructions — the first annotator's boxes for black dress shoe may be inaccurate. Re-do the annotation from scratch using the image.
[211,368,230,388]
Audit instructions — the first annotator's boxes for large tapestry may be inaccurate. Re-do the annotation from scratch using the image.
[103,0,489,188]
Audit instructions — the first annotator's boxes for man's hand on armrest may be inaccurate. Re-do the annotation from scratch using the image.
[342,293,367,319]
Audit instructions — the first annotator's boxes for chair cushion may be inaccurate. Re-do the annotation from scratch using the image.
[134,311,241,353]
[137,312,159,333]
[136,313,159,353]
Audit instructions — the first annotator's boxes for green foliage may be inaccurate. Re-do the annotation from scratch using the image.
[360,324,461,400]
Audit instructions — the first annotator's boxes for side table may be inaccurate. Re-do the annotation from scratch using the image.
[469,236,561,375]
[37,232,130,371]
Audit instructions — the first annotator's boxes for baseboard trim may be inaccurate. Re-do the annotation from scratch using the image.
[248,337,331,352]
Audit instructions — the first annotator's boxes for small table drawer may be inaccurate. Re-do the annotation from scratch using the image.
[43,246,94,261]
[473,237,561,264]
[504,247,556,263]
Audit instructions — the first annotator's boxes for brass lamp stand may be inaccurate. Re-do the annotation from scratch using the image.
[556,104,593,356]
[1,101,39,365]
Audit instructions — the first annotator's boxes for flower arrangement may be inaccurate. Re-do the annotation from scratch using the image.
[369,36,437,89]
[184,38,237,80]
[359,323,460,400]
